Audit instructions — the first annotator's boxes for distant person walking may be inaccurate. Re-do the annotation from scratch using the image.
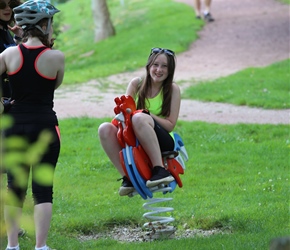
[194,0,214,22]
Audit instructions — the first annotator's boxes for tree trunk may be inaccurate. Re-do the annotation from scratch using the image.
[92,0,115,43]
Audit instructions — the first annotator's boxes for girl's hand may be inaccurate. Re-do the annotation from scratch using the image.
[1,98,14,113]
[8,25,23,37]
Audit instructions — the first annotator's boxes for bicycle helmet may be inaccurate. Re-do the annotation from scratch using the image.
[13,0,60,34]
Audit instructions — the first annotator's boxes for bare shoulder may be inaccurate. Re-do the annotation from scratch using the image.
[172,82,181,93]
[43,49,65,67]
[130,77,142,86]
[48,49,65,60]
[1,46,20,66]
[2,45,18,57]
[128,77,142,89]
[126,76,142,96]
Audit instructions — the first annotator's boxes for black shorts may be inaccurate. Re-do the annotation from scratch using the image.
[153,119,174,152]
[4,123,60,206]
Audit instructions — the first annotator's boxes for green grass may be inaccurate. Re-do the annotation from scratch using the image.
[1,118,289,249]
[182,59,290,109]
[278,0,290,4]
[54,0,202,84]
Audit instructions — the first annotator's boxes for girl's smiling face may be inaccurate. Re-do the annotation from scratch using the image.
[149,53,169,84]
[0,0,13,23]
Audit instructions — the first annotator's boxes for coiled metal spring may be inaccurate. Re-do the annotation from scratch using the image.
[142,186,176,239]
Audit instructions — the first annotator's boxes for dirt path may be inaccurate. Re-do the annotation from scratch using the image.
[54,0,290,124]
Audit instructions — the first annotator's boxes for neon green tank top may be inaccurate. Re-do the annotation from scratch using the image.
[137,90,174,140]
[145,90,163,116]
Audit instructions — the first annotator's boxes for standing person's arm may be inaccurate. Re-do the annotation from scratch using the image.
[0,51,7,75]
[54,50,65,89]
[0,49,14,113]
[50,50,65,89]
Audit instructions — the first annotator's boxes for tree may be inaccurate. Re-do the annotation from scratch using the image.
[91,0,115,43]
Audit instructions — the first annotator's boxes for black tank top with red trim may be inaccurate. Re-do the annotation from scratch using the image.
[8,44,58,125]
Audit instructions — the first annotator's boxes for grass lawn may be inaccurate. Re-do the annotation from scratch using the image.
[182,59,290,109]
[1,118,289,249]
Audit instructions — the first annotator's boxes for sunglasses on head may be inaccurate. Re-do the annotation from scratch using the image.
[0,0,18,10]
[150,47,175,57]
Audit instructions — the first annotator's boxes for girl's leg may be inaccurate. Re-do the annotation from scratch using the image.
[5,163,29,248]
[32,125,60,248]
[132,113,174,187]
[98,122,123,175]
[98,122,134,195]
[34,203,52,248]
[4,125,29,248]
[204,0,214,21]
[132,113,163,167]
[4,206,22,248]
[194,0,201,17]
[204,0,212,13]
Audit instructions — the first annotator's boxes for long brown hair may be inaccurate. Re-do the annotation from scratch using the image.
[136,50,176,117]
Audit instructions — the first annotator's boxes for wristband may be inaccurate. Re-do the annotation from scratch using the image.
[14,35,22,41]
[1,97,13,113]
